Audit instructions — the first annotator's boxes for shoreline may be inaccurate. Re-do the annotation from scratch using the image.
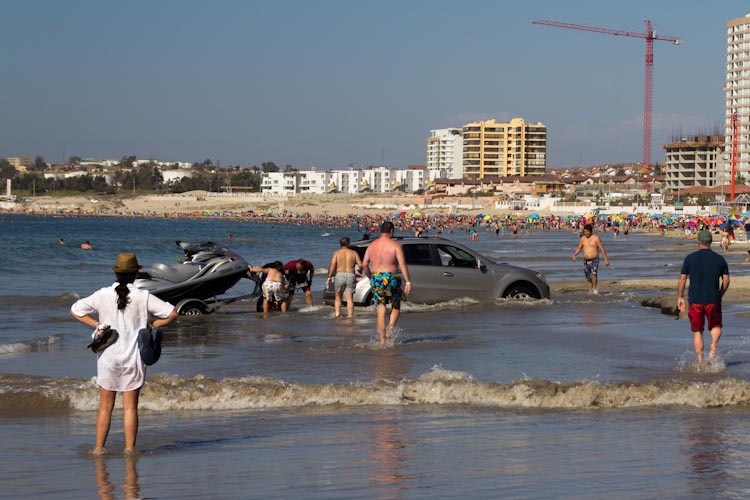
[5,194,748,315]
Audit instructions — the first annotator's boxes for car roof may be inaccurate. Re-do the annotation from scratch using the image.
[351,236,458,246]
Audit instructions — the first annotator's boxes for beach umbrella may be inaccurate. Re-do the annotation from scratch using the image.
[530,213,539,219]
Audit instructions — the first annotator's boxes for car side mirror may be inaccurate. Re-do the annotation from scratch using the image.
[478,260,487,273]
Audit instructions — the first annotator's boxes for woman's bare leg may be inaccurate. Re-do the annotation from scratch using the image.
[122,388,141,454]
[95,388,116,454]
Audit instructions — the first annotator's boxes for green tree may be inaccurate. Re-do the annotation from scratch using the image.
[262,161,279,173]
[0,159,16,178]
[69,156,82,165]
[30,156,47,172]
[228,169,261,191]
[120,156,137,169]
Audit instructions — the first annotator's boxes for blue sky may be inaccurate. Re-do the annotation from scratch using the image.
[1,0,747,169]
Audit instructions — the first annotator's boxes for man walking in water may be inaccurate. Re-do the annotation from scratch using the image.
[677,230,730,365]
[362,221,412,344]
[326,237,363,318]
[572,223,610,294]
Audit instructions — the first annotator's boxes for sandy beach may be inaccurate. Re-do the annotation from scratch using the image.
[16,192,483,218]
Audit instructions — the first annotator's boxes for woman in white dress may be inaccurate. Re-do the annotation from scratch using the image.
[71,252,178,455]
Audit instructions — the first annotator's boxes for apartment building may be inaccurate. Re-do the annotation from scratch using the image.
[261,167,428,195]
[5,156,31,168]
[426,128,463,179]
[663,135,724,191]
[462,118,546,180]
[260,172,300,196]
[726,14,750,182]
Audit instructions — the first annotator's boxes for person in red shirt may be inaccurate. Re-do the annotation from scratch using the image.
[284,259,315,308]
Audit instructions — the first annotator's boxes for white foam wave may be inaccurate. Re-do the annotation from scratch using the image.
[0,342,31,355]
[494,297,553,308]
[0,335,61,355]
[6,372,750,413]
[401,297,479,312]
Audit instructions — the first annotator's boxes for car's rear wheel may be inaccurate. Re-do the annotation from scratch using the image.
[503,283,540,300]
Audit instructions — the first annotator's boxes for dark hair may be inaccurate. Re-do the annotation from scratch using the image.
[340,237,350,247]
[114,271,137,310]
[380,221,394,233]
[583,224,593,232]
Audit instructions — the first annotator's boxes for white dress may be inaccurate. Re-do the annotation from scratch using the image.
[71,283,175,391]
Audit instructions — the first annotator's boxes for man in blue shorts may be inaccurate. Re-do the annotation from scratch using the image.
[362,221,412,344]
[677,230,730,365]
[572,223,610,294]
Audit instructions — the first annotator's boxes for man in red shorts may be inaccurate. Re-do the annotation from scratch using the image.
[677,230,730,365]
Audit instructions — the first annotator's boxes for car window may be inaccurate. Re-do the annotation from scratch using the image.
[437,245,477,268]
[402,243,435,266]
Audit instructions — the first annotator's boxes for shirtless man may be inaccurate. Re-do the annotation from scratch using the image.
[572,223,610,294]
[362,221,412,343]
[326,237,364,318]
[248,261,288,313]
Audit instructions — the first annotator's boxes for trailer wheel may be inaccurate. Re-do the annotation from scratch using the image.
[177,299,208,316]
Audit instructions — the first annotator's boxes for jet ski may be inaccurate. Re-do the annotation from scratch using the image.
[135,241,251,315]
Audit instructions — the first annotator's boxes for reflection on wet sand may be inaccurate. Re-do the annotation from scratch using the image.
[372,348,412,383]
[685,414,728,498]
[368,349,414,499]
[93,455,141,500]
[368,417,412,500]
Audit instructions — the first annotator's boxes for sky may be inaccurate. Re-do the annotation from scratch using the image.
[2,0,748,169]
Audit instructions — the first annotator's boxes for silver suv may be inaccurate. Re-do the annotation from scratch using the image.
[323,237,550,306]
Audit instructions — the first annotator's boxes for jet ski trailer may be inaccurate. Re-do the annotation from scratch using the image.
[135,240,253,315]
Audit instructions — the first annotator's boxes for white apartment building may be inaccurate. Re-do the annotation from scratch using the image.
[325,170,361,194]
[298,171,329,195]
[392,168,426,193]
[726,14,750,183]
[162,169,196,183]
[426,128,464,179]
[360,167,391,193]
[261,172,300,196]
[261,167,428,195]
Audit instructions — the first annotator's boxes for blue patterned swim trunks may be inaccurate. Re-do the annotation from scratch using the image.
[370,272,402,307]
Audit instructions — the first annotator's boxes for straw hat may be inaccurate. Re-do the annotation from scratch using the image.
[112,252,143,273]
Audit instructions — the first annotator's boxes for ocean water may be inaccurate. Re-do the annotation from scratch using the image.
[3,214,750,499]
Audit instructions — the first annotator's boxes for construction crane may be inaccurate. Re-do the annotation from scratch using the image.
[532,19,681,188]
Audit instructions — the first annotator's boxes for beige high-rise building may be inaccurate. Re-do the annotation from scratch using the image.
[725,14,750,184]
[462,118,546,179]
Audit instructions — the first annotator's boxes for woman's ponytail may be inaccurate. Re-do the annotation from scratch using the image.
[114,272,137,310]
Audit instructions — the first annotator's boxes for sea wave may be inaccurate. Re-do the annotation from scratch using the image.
[3,368,750,415]
[0,335,62,355]
[0,292,80,306]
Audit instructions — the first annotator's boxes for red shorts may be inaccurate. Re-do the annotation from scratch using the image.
[688,303,722,333]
